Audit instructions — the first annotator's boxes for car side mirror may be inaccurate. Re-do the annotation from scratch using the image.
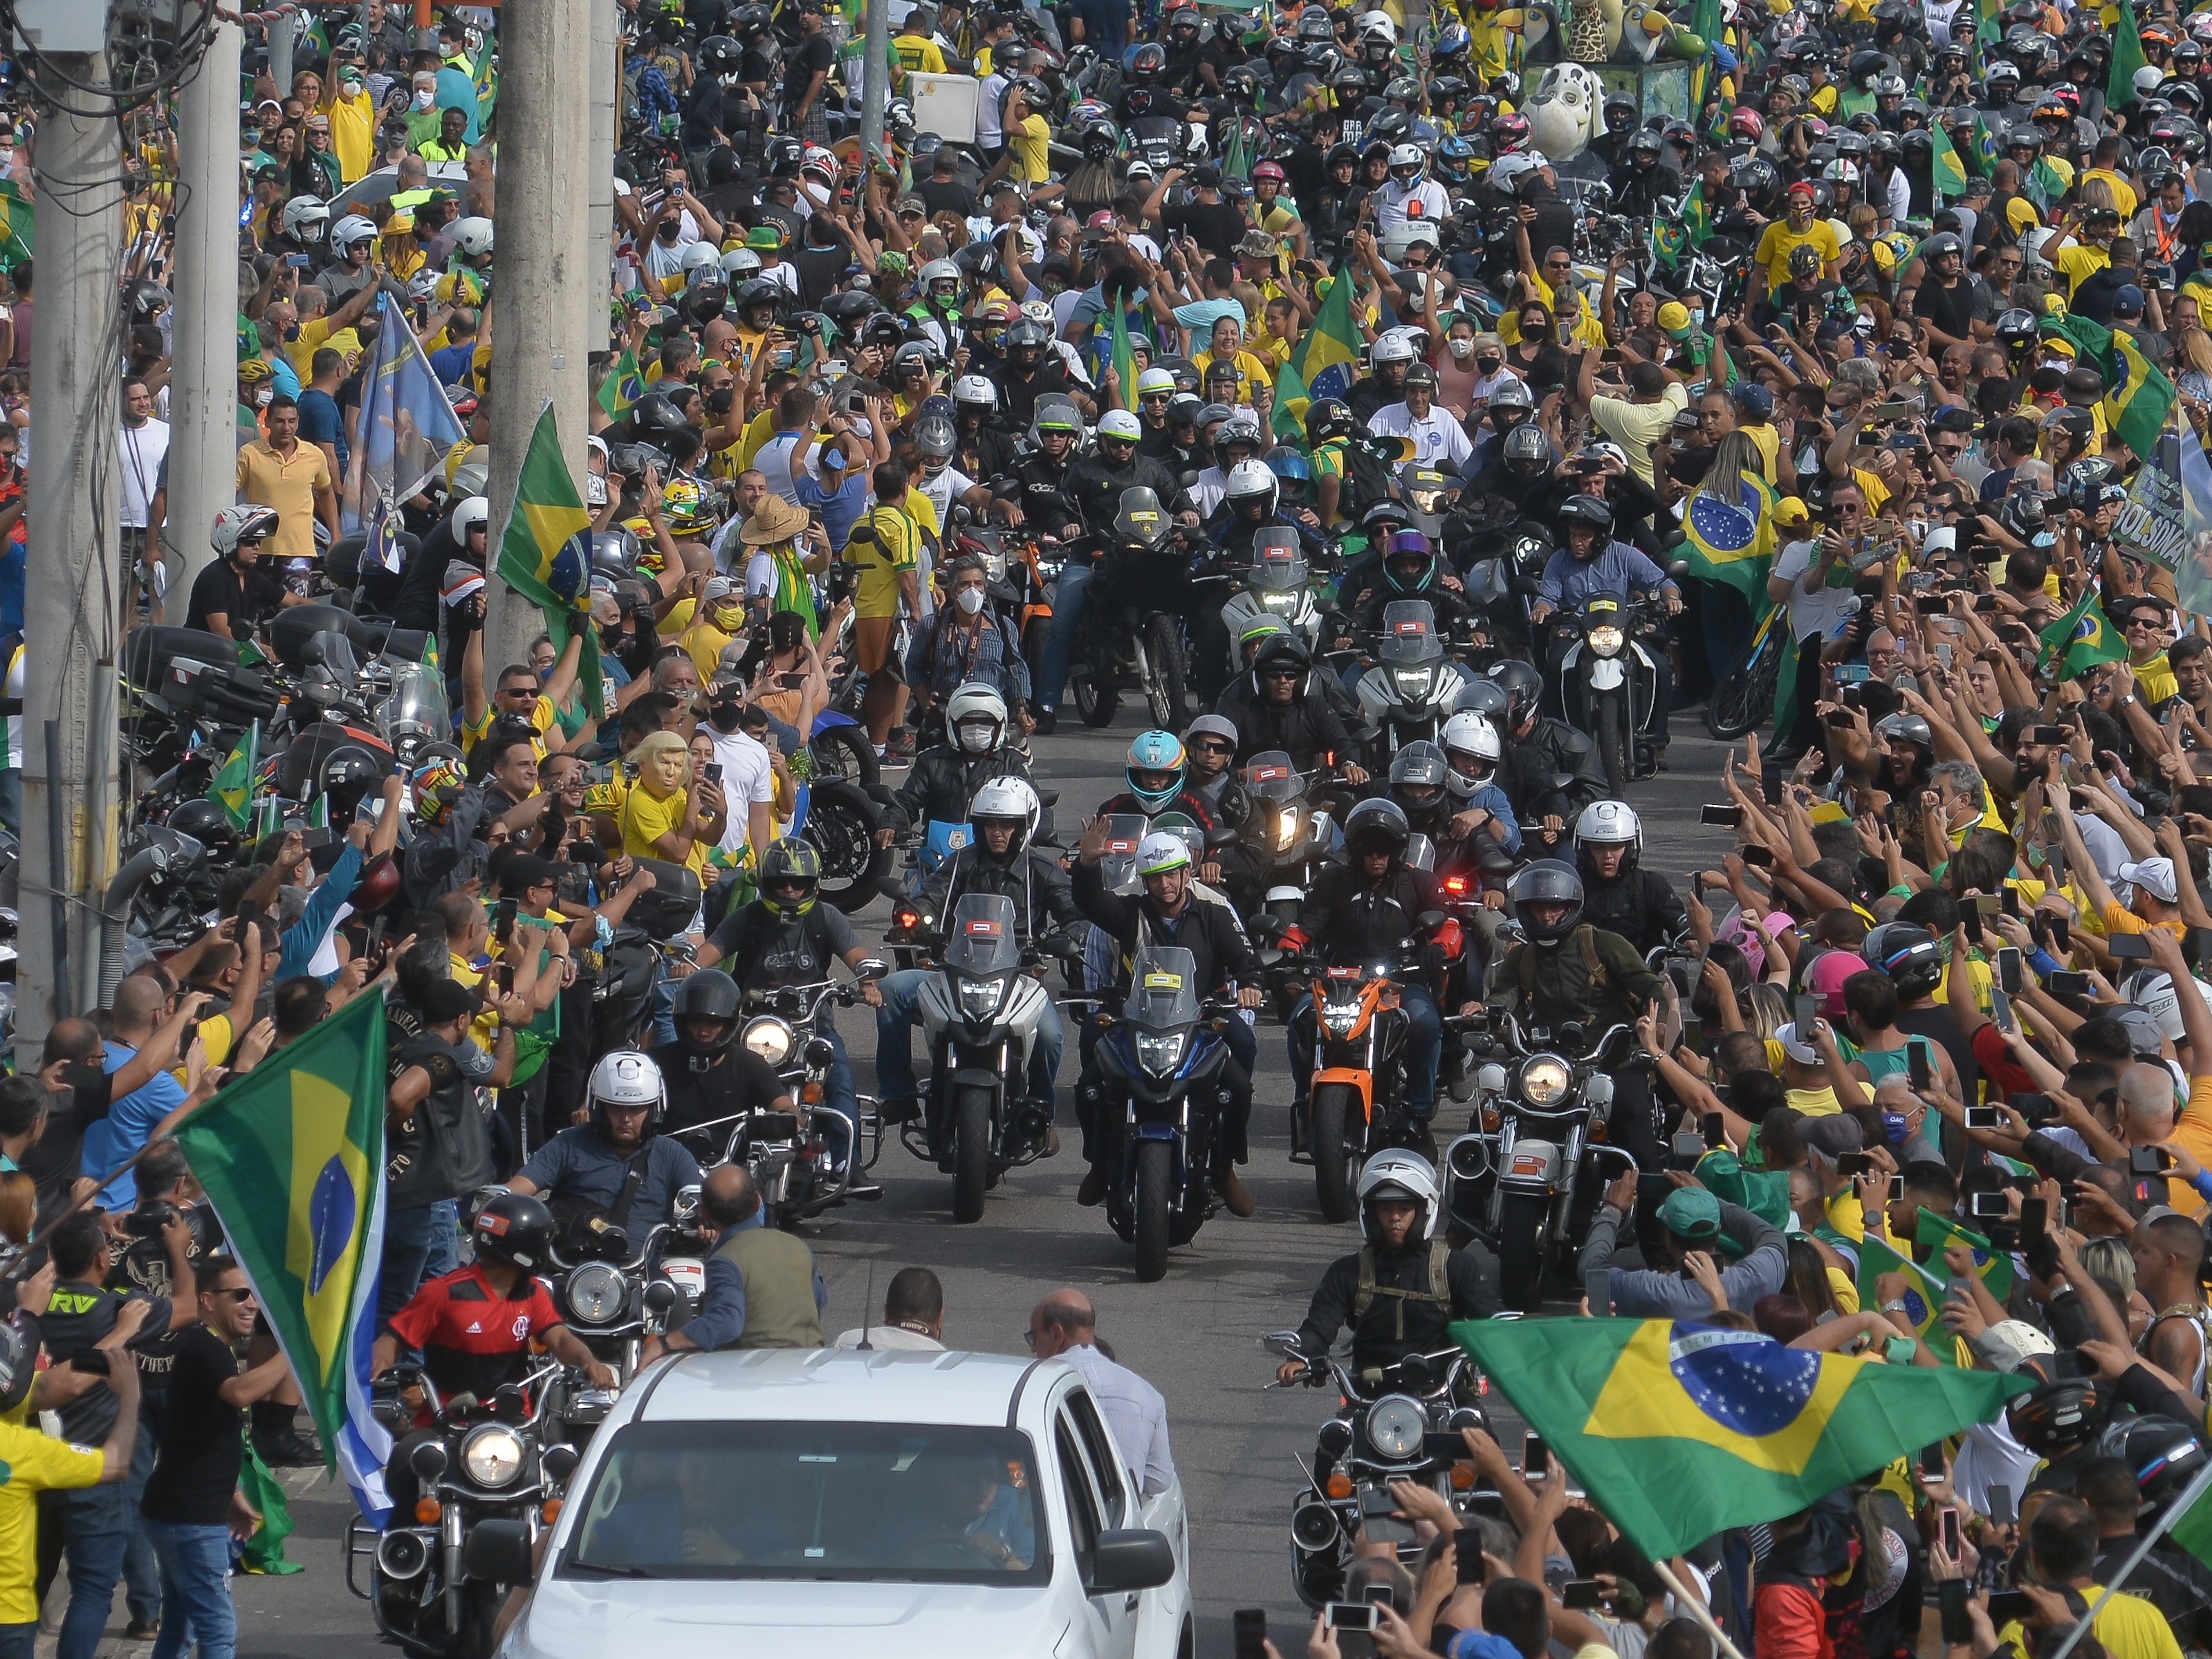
[1086,1529,1176,1595]
[462,1519,535,1586]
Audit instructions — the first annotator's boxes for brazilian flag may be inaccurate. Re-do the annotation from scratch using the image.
[1932,122,1968,204]
[0,180,32,272]
[496,402,603,724]
[2038,585,2128,678]
[1916,1210,2016,1301]
[595,347,644,420]
[1453,1317,2029,1561]
[205,720,259,832]
[1678,474,1775,604]
[173,992,394,1521]
[1854,1234,1959,1362]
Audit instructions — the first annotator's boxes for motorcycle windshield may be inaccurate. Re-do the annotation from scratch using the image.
[1405,833,1435,872]
[1379,601,1444,666]
[1242,751,1302,801]
[310,631,362,678]
[1248,535,1307,592]
[1463,558,1511,601]
[1095,814,1150,892]
[943,893,1023,976]
[1123,945,1200,1032]
[378,660,448,743]
[1147,810,1204,865]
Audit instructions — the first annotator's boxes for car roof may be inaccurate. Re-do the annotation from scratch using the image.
[631,1348,1071,1427]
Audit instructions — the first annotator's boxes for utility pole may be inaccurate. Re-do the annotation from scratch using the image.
[267,12,293,94]
[587,0,615,310]
[485,0,590,676]
[167,18,240,624]
[858,0,889,165]
[20,57,123,1044]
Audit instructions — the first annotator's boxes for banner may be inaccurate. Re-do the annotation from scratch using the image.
[343,293,468,533]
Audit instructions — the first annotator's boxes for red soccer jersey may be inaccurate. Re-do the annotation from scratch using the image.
[385,1264,564,1405]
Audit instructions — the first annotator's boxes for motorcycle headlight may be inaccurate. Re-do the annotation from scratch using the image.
[1520,1055,1573,1107]
[460,1423,527,1490]
[565,1261,627,1325]
[1134,1029,1186,1077]
[1322,995,1363,1037]
[1366,1395,1427,1461]
[741,1017,794,1066]
[1260,589,1302,611]
[1276,809,1300,849]
[1394,667,1437,700]
[958,976,1007,1019]
[1589,625,1625,658]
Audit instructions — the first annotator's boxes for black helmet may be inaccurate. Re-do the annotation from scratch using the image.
[2094,1415,2210,1522]
[1503,423,1549,475]
[1559,494,1614,539]
[166,797,239,855]
[1491,659,1542,729]
[672,967,744,1071]
[1306,398,1355,446]
[1252,630,1312,678]
[1865,920,1945,999]
[699,33,742,74]
[1388,740,1451,826]
[1343,797,1412,861]
[0,1315,35,1412]
[472,1191,557,1272]
[1508,860,1585,944]
[2007,1373,2102,1455]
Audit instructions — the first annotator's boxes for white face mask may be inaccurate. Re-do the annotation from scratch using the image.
[1447,337,1475,359]
[414,89,436,109]
[955,585,987,615]
[956,718,996,752]
[254,386,274,407]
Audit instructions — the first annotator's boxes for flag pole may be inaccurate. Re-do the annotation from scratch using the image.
[1649,1558,1751,1659]
[2046,1457,2212,1659]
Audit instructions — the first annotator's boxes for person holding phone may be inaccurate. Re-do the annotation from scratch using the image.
[2054,801,2191,945]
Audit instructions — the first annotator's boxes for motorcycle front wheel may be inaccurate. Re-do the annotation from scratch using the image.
[952,1084,993,1223]
[1595,695,1630,798]
[1497,1191,1553,1313]
[1311,1084,1363,1224]
[1071,659,1118,727]
[1144,614,1191,731]
[807,721,879,790]
[801,781,894,913]
[1134,1137,1172,1281]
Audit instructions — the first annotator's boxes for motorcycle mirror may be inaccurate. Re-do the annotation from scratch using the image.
[644,1279,679,1313]
[1204,824,1241,851]
[1035,789,1060,807]
[1414,909,1448,935]
[856,957,890,980]
[1259,1330,1305,1355]
[1666,559,1690,579]
[542,1443,581,1484]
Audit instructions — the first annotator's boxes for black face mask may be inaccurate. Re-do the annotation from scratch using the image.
[708,701,745,732]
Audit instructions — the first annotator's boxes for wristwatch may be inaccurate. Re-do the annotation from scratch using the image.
[1880,1297,1908,1314]
[2118,694,2139,710]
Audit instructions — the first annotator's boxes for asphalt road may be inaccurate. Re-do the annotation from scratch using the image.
[174,701,1741,1659]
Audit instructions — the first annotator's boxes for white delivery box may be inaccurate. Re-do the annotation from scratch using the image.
[908,73,981,145]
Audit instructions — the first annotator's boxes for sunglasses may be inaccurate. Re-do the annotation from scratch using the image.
[208,1287,257,1303]
[1190,739,1234,754]
[1260,666,1301,680]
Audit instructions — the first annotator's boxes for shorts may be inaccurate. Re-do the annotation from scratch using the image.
[853,615,901,678]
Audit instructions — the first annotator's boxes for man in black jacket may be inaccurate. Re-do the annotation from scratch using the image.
[1488,660,1607,860]
[1213,633,1370,781]
[874,685,1045,849]
[1063,410,1197,532]
[388,496,486,631]
[1574,801,1687,956]
[1072,821,1261,1214]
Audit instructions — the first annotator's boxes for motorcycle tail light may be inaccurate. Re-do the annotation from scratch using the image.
[1441,875,1468,896]
[1325,1472,1354,1500]
[414,1498,442,1523]
[1450,1463,1475,1491]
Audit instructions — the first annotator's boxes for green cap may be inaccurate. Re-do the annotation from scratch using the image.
[745,224,784,250]
[1657,1186,1722,1241]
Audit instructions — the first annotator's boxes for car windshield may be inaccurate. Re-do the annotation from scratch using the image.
[564,1420,1049,1584]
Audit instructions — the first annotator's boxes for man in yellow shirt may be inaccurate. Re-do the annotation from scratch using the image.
[2050,206,2121,300]
[891,20,947,71]
[1991,1496,2184,1659]
[461,631,582,757]
[683,576,749,678]
[235,398,338,562]
[1003,82,1051,187]
[1747,182,1843,312]
[278,275,379,384]
[320,59,377,183]
[2117,596,2181,703]
[848,459,926,750]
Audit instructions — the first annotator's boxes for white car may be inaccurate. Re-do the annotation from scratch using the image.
[483,1348,1195,1659]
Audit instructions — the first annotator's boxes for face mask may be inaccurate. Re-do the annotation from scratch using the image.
[1447,337,1475,359]
[708,701,744,732]
[955,585,987,615]
[414,89,436,109]
[957,719,997,752]
[255,387,274,408]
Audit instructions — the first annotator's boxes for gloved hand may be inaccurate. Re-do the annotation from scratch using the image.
[1276,925,1311,955]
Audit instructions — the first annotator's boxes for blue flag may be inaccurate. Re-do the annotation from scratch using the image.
[344,294,466,532]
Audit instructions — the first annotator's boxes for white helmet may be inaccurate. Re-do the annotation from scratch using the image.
[452,216,495,259]
[1372,332,1418,367]
[2138,64,2166,94]
[679,240,721,278]
[1358,11,1399,41]
[1388,142,1424,172]
[1136,831,1192,877]
[330,213,378,254]
[1489,152,1538,196]
[945,681,1008,754]
[2120,970,2212,1040]
[1823,159,1861,184]
[2020,225,2060,269]
[1576,799,1641,853]
[1020,298,1056,329]
[587,1050,666,1134]
[919,257,961,295]
[720,246,764,280]
[282,196,329,240]
[452,446,491,498]
[452,495,490,536]
[1356,1149,1438,1241]
[1226,458,1278,512]
[968,775,1042,853]
[953,374,997,409]
[1098,408,1143,441]
[211,503,279,557]
[1440,711,1501,797]
[1136,366,1177,397]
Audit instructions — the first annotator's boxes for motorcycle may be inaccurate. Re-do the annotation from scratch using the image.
[1085,944,1240,1281]
[544,1219,683,1404]
[1351,600,1476,766]
[347,1360,582,1659]
[589,856,702,1053]
[731,973,890,1223]
[1068,534,1228,733]
[1218,535,1325,676]
[903,892,1064,1223]
[1235,752,1343,939]
[1261,1335,1489,1610]
[1443,1015,1642,1311]
[1552,591,1671,795]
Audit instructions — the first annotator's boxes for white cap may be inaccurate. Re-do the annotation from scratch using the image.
[1778,1021,1820,1066]
[1098,409,1143,441]
[702,575,739,604]
[1974,1319,2058,1373]
[2119,856,2181,905]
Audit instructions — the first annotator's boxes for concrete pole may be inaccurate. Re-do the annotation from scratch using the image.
[268,12,293,95]
[21,61,123,1044]
[859,0,890,165]
[587,0,616,309]
[167,19,241,625]
[485,0,591,676]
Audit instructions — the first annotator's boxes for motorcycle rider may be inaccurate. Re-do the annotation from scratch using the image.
[1485,861,1666,1174]
[693,840,886,1164]
[1213,633,1370,783]
[649,965,824,1168]
[1531,494,1682,752]
[1071,825,1262,1215]
[876,682,1046,849]
[1277,799,1447,1158]
[1609,127,1682,220]
[1097,730,1224,828]
[507,1051,706,1240]
[1482,660,1614,866]
[1273,1151,1495,1404]
[1034,476,1200,734]
[875,776,1085,1130]
[1339,532,1478,641]
[1064,407,1194,532]
[1574,801,1688,957]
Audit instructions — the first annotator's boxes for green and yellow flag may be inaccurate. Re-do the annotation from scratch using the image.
[2038,585,2128,678]
[207,721,259,832]
[472,32,498,129]
[595,348,643,420]
[0,180,32,272]
[2109,3,2148,113]
[496,402,603,723]
[1916,1211,2016,1301]
[1854,1235,1958,1363]
[1279,272,1360,433]
[173,992,392,1517]
[1932,122,1968,204]
[2044,310,2179,460]
[1109,302,1139,411]
[1453,1317,2029,1561]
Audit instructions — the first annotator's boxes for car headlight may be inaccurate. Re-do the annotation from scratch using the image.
[1365,1395,1426,1461]
[565,1261,627,1325]
[1589,625,1624,658]
[1134,1030,1186,1077]
[742,1017,794,1066]
[957,976,1006,1019]
[460,1424,527,1489]
[1394,667,1436,700]
[1520,1055,1573,1107]
[1322,996,1363,1037]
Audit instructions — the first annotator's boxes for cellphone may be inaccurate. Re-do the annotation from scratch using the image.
[1998,947,2022,995]
[1938,1579,1972,1645]
[2031,725,2072,745]
[1940,1506,1962,1561]
[1969,893,2002,918]
[1918,1442,1946,1485]
[1363,1586,1394,1609]
[1908,1045,1932,1092]
[1795,994,1818,1035]
[1326,1604,1379,1633]
[1235,1610,1268,1659]
[1703,1111,1726,1149]
[1889,1174,1906,1203]
[1670,1131,1709,1169]
[1987,1483,2016,1526]
[1453,1533,1485,1586]
[1838,1151,1874,1176]
[2108,931,2153,960]
[286,252,311,268]
[1969,1189,2009,1218]
[1915,595,1948,615]
[1987,1591,2032,1626]
[494,896,517,935]
[2046,969,2090,996]
[2020,1199,2047,1253]
[1563,1581,1606,1611]
[2131,1146,2173,1176]
[1822,705,1856,727]
[1700,804,1744,827]
[1522,1432,1547,1476]
[704,762,723,784]
[1965,1106,2002,1130]
[1990,987,2016,1037]
[1740,844,1773,868]
[1832,662,1872,685]
[1973,593,1998,613]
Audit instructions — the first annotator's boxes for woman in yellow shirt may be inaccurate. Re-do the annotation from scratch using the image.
[1192,314,1275,393]
[618,730,723,876]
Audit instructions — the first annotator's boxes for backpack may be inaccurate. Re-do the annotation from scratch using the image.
[1350,1241,1452,1343]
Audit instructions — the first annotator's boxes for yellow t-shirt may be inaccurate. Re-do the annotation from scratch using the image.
[0,1415,106,1622]
[1785,1085,1843,1118]
[1192,347,1277,393]
[1753,219,1843,293]
[2134,651,2179,704]
[620,782,704,874]
[2056,242,2113,299]
[1499,270,1609,348]
[890,32,946,71]
[845,501,924,619]
[1998,1588,2181,1659]
[735,407,778,471]
[683,615,740,679]
[462,691,557,760]
[2081,168,2139,221]
[1008,112,1050,186]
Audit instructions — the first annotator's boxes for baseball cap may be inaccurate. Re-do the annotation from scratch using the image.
[1973,1319,2058,1372]
[1799,1112,1865,1161]
[1657,301,1694,337]
[417,979,481,1024]
[1777,1021,1821,1065]
[702,575,740,605]
[1191,165,1223,189]
[2119,857,2180,905]
[1657,1186,1722,1241]
[2112,284,2147,317]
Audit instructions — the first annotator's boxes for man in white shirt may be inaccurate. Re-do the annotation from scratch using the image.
[1025,1289,1175,1496]
[831,1266,948,1350]
[1374,147,1451,242]
[120,378,169,614]
[702,674,780,860]
[1370,364,1473,470]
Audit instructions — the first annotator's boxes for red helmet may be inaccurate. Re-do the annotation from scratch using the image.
[1254,160,1287,183]
[1730,106,1766,142]
[1491,111,1530,150]
[1086,209,1117,232]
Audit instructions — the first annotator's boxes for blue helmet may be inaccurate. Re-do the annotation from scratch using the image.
[1126,730,1186,813]
[1383,530,1437,593]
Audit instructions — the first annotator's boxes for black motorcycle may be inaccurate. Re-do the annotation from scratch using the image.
[1551,591,1672,795]
[1069,535,1229,732]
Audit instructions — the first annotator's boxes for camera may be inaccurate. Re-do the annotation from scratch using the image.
[123,1200,178,1239]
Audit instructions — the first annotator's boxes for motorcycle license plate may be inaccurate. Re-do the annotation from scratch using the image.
[661,1259,705,1297]
[1507,1152,1551,1180]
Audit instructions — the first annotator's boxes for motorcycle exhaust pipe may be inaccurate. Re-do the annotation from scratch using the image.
[1291,1499,1343,1554]
[376,1530,432,1581]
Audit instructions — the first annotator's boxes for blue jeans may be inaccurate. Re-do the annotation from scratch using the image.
[1287,981,1442,1118]
[425,1196,459,1275]
[0,1622,35,1659]
[123,1413,161,1626]
[1033,561,1094,712]
[55,1480,136,1659]
[816,1024,858,1168]
[142,1519,236,1659]
[380,1203,441,1322]
[872,968,1064,1107]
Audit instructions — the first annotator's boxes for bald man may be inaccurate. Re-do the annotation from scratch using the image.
[643,1165,827,1359]
[88,976,194,1207]
[1025,1289,1174,1495]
